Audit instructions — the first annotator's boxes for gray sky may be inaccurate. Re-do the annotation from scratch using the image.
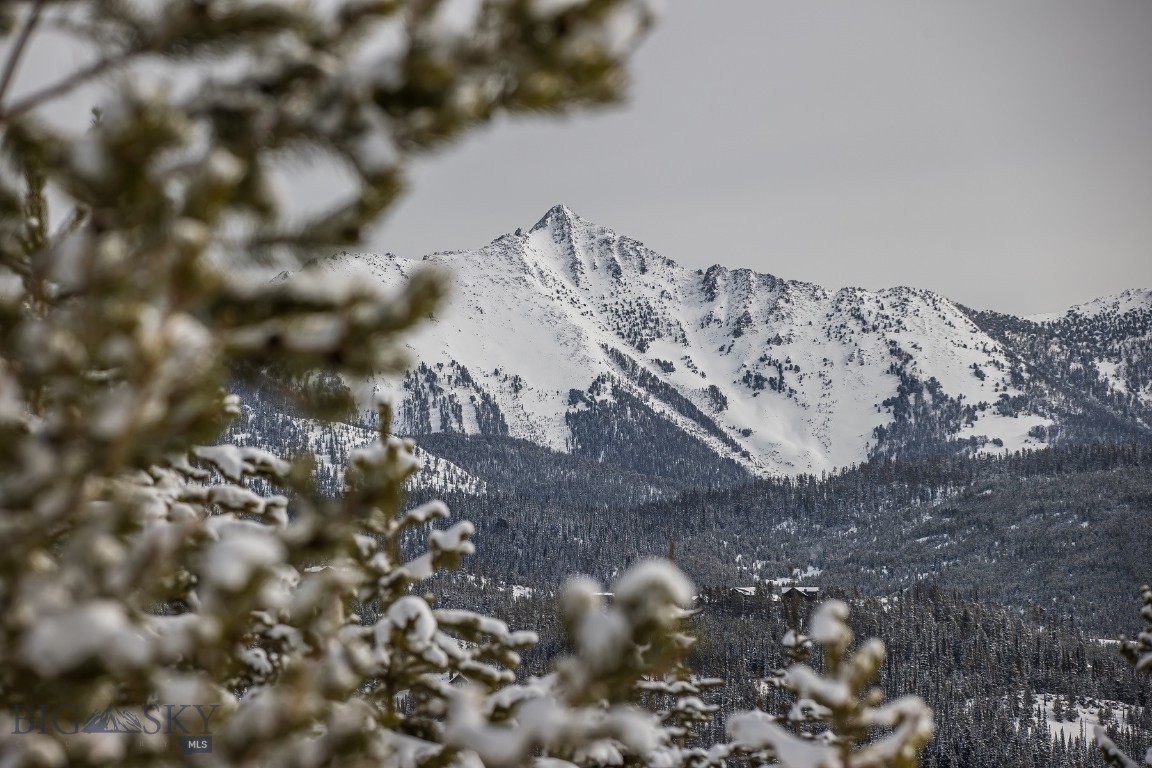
[11,2,1152,316]
[361,1,1152,316]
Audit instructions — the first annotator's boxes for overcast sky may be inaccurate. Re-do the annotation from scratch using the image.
[12,2,1152,316]
[355,1,1152,316]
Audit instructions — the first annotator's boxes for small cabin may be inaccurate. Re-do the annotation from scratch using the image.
[779,585,820,601]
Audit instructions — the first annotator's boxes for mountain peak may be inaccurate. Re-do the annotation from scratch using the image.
[529,203,583,234]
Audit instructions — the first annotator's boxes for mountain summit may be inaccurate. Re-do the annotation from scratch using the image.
[529,202,580,233]
[290,207,1152,479]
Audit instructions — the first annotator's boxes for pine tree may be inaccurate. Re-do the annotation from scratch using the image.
[0,2,668,765]
[1097,585,1152,768]
[727,600,934,768]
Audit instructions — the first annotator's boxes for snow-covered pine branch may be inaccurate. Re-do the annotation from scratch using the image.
[728,600,934,768]
[0,1,662,765]
[1097,586,1152,768]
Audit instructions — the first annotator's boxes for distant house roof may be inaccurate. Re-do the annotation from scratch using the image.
[731,585,821,598]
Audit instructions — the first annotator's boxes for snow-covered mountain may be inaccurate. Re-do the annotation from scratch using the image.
[282,205,1152,480]
[1026,288,1152,323]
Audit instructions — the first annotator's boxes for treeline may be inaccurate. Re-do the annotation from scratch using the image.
[417,442,1152,636]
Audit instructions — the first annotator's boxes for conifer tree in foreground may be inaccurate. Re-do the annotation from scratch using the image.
[0,1,663,764]
[727,600,934,768]
[0,2,938,766]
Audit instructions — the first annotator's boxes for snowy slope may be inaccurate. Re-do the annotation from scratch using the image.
[282,205,1151,478]
[1026,288,1152,323]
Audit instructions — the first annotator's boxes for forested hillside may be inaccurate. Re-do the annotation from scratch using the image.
[411,442,1151,637]
[963,293,1152,447]
[236,372,1150,640]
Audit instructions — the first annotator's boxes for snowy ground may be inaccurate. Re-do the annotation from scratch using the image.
[1031,693,1131,745]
